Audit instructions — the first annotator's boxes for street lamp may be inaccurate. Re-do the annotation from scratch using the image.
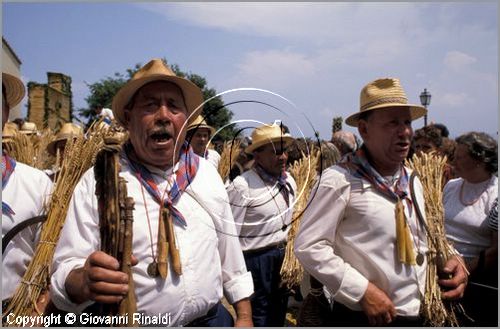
[419,88,431,126]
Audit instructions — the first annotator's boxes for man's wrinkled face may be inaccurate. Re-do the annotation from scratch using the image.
[124,81,188,169]
[253,142,288,177]
[358,107,413,174]
[190,128,211,156]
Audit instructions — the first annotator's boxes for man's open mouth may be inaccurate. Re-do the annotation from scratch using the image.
[150,130,172,143]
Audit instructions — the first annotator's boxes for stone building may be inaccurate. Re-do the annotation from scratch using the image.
[27,72,73,130]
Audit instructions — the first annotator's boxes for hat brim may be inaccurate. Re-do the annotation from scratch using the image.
[112,74,204,128]
[2,73,25,109]
[187,123,216,136]
[345,103,427,127]
[47,133,78,156]
[245,135,294,154]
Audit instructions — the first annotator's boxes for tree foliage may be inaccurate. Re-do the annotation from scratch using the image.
[78,59,236,140]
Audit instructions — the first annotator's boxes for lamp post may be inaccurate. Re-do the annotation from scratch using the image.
[419,88,431,126]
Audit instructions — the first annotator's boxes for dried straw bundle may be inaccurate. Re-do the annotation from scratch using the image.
[3,122,107,322]
[406,152,465,326]
[217,140,241,181]
[4,129,56,170]
[280,145,319,289]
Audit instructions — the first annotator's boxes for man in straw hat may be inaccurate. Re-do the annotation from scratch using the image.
[45,122,84,181]
[227,121,297,326]
[50,59,253,326]
[2,72,53,309]
[186,114,221,168]
[294,78,468,326]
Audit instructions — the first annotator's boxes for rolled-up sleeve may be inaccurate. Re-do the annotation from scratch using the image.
[294,172,369,310]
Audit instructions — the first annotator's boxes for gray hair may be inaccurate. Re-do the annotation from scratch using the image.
[456,131,497,174]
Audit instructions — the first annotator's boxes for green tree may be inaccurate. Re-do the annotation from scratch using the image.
[78,60,236,140]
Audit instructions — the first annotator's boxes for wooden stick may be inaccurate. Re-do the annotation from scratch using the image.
[165,208,182,276]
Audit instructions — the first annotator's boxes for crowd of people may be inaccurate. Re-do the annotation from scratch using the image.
[2,60,497,327]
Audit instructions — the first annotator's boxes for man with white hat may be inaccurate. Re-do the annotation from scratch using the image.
[2,72,53,309]
[294,78,468,326]
[186,115,221,168]
[50,59,253,326]
[227,122,297,326]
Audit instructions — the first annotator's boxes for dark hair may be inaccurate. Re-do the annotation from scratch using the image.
[456,131,497,174]
[414,125,443,148]
[432,123,450,138]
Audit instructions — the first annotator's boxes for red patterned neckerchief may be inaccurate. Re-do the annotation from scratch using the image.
[338,146,410,203]
[124,142,199,226]
[2,153,16,217]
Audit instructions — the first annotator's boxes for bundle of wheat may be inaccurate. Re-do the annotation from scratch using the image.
[280,145,319,289]
[4,129,56,170]
[406,152,467,327]
[3,122,108,322]
[218,140,241,181]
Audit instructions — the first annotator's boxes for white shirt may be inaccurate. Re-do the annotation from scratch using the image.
[206,149,221,169]
[294,165,427,317]
[2,161,53,300]
[444,176,498,259]
[50,155,253,326]
[227,168,297,251]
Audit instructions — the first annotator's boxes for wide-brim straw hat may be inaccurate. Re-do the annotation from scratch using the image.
[112,58,204,127]
[47,122,83,156]
[2,122,18,143]
[187,115,215,135]
[19,122,38,135]
[245,123,294,154]
[345,77,427,127]
[2,72,25,109]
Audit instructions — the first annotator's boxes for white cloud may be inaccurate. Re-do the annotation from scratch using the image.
[444,51,477,71]
[233,50,316,90]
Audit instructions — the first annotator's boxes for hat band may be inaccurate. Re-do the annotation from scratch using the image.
[361,96,408,111]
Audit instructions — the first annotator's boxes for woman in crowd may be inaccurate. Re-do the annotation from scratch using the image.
[443,131,498,326]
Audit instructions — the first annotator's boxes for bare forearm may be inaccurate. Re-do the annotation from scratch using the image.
[233,298,253,327]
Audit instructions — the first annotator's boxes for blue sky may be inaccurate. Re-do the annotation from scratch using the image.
[2,2,498,140]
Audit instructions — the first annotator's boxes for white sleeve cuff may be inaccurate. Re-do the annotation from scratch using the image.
[223,271,254,304]
[332,264,369,311]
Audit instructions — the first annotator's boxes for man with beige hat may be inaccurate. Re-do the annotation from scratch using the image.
[186,115,221,168]
[50,59,253,326]
[227,122,297,326]
[2,72,53,310]
[295,78,468,326]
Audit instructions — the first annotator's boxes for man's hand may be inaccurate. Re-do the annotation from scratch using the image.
[65,251,138,304]
[439,255,468,300]
[233,298,253,327]
[359,282,397,326]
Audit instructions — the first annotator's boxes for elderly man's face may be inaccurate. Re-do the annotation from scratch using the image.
[190,128,211,156]
[254,142,288,177]
[125,81,188,169]
[358,107,413,175]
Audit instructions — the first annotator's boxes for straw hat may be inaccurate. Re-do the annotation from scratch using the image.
[112,58,204,127]
[345,77,427,127]
[187,115,215,135]
[47,122,84,156]
[2,72,25,108]
[19,122,38,135]
[245,123,294,154]
[2,122,18,143]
